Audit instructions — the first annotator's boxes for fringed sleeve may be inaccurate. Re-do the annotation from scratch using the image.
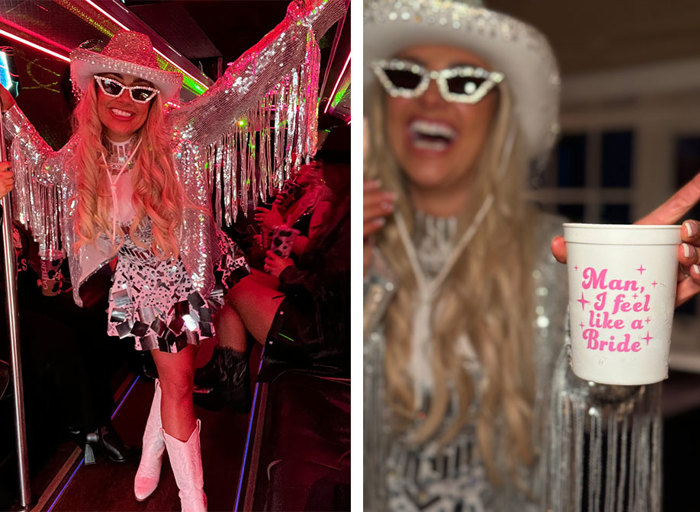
[545,348,662,512]
[168,0,347,226]
[3,105,68,261]
[534,215,663,512]
[363,249,397,512]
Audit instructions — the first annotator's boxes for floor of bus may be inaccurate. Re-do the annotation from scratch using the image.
[1,344,261,512]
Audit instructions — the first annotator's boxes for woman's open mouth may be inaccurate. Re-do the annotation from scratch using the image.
[110,107,135,121]
[408,119,457,152]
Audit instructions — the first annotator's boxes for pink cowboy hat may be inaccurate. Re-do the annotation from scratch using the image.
[70,30,183,103]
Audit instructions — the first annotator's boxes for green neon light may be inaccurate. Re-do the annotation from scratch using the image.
[331,80,349,108]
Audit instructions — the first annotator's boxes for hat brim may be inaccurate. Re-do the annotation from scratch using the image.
[364,1,560,160]
[70,48,183,103]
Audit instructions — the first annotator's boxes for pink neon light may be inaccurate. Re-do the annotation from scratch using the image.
[83,0,129,30]
[83,0,209,91]
[0,16,72,53]
[0,29,69,62]
[324,52,350,114]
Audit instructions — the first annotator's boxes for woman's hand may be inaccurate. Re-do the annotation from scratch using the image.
[264,250,294,277]
[0,84,15,113]
[0,162,13,200]
[254,206,284,231]
[552,173,700,306]
[364,180,395,276]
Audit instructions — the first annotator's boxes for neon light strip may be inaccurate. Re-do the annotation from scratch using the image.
[83,0,208,92]
[111,375,140,420]
[331,79,349,108]
[0,29,69,62]
[323,52,350,114]
[234,354,265,511]
[0,53,12,86]
[0,16,72,53]
[46,460,84,512]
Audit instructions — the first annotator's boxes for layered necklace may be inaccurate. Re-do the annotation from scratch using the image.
[101,136,142,241]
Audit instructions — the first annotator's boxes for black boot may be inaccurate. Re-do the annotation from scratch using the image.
[194,347,251,413]
[77,423,132,465]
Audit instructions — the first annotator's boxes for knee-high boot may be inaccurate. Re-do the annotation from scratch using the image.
[162,420,207,512]
[193,346,251,412]
[134,380,165,501]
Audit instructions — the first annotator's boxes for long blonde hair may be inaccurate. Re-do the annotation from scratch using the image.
[72,82,183,259]
[366,82,536,484]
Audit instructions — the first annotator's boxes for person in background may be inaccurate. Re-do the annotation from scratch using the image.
[254,163,329,261]
[196,159,350,409]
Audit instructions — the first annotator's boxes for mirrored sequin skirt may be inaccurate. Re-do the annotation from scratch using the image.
[107,229,249,353]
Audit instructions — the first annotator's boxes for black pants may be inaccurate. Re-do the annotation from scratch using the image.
[11,271,127,455]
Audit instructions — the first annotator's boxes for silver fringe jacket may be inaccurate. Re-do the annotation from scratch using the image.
[3,0,345,307]
[364,213,662,512]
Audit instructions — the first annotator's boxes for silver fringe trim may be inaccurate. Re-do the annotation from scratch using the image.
[206,28,321,227]
[10,140,63,261]
[546,347,662,512]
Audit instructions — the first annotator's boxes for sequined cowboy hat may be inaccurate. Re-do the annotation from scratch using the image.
[364,0,561,160]
[70,30,183,103]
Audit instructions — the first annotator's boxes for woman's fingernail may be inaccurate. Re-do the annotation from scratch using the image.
[685,221,696,237]
[693,264,700,275]
[683,243,693,258]
[381,201,394,211]
[375,217,386,226]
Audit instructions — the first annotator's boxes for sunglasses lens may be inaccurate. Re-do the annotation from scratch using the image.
[100,78,124,96]
[445,76,485,97]
[384,69,423,91]
[131,88,156,102]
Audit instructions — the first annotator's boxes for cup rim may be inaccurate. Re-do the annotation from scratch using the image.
[563,223,679,230]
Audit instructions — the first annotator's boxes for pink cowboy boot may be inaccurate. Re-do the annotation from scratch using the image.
[162,420,207,512]
[134,380,165,501]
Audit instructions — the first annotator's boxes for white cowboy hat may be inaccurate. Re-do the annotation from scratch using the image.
[70,30,182,103]
[364,0,561,160]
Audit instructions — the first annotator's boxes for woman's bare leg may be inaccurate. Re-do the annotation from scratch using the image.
[214,303,248,352]
[151,346,196,441]
[225,275,285,344]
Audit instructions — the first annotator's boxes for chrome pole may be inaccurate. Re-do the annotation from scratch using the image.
[1,118,31,508]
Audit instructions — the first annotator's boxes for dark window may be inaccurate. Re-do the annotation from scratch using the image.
[601,204,630,224]
[556,204,585,222]
[601,131,633,188]
[556,134,586,188]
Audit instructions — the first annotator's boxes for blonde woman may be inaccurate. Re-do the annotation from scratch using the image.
[0,0,344,509]
[363,1,700,511]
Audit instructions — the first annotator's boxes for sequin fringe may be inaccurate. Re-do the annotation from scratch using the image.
[546,347,662,512]
[206,28,321,227]
[10,138,63,260]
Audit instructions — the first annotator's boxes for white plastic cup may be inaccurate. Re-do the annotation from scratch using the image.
[563,223,680,385]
